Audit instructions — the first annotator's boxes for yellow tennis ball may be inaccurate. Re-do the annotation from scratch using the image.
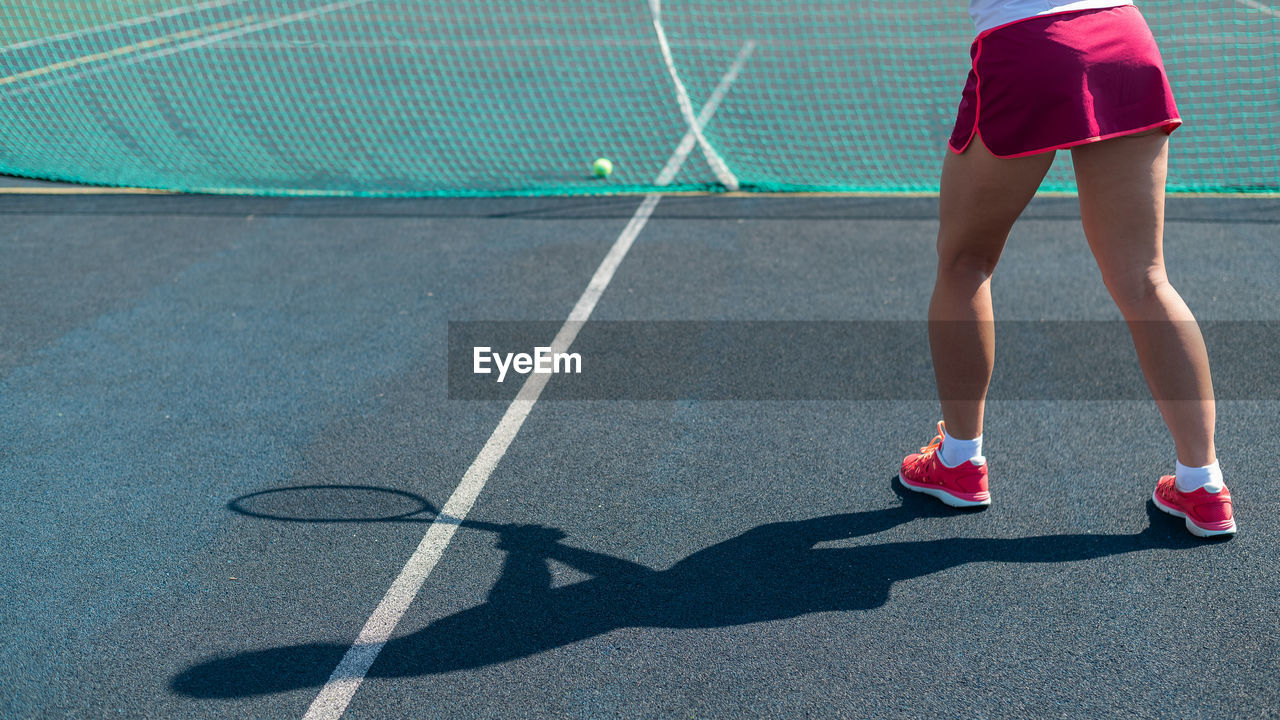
[592,157,613,178]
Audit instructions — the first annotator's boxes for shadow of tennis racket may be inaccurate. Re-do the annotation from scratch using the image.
[227,484,515,535]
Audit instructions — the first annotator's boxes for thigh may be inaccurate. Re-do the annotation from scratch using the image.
[938,137,1056,268]
[1070,132,1170,291]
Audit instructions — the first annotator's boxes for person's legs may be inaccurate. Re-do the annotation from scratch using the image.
[931,138,1056,440]
[1070,131,1216,467]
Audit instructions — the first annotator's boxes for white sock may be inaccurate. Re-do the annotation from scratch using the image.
[1174,460,1225,493]
[939,427,984,468]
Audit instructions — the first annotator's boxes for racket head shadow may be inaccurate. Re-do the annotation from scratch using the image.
[227,484,438,523]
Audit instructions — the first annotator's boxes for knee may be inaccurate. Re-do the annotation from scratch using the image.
[1102,268,1171,314]
[937,247,1000,282]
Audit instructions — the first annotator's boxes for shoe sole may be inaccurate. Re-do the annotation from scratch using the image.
[899,473,991,508]
[1152,490,1237,538]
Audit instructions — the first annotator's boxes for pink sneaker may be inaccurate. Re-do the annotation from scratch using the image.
[899,421,990,508]
[1152,475,1236,538]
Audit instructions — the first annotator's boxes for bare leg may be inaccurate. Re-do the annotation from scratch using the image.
[932,138,1055,439]
[1071,132,1215,466]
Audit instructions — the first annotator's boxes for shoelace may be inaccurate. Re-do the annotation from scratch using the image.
[919,420,947,457]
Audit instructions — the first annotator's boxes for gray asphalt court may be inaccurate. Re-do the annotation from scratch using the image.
[2,188,1278,718]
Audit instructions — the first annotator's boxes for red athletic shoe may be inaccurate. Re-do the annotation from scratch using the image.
[1152,475,1236,538]
[899,421,990,508]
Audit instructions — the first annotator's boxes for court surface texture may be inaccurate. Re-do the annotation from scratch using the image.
[2,184,1279,718]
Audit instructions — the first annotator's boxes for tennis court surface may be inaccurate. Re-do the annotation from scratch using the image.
[3,188,1279,718]
[3,0,1280,717]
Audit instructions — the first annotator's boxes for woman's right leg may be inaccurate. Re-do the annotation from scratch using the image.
[932,139,1056,439]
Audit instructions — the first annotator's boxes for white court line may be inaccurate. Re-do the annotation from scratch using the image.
[0,17,255,86]
[299,45,757,720]
[299,201,658,720]
[648,0,740,191]
[2,0,247,53]
[656,40,757,186]
[7,0,374,96]
[1234,0,1280,17]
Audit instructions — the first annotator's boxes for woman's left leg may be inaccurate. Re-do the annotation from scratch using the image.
[1070,131,1215,467]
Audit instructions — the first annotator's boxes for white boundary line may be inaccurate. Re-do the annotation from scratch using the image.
[1,0,247,53]
[298,47,756,720]
[656,40,757,187]
[298,204,659,720]
[647,0,740,191]
[8,0,374,96]
[0,17,255,87]
[1234,0,1280,17]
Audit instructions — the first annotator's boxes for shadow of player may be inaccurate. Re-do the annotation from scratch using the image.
[173,479,1198,698]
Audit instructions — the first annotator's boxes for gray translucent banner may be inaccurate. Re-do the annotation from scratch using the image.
[448,321,1278,401]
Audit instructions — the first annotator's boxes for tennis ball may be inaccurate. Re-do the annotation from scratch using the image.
[592,157,613,178]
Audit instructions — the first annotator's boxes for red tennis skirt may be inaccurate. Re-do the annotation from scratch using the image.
[949,5,1181,158]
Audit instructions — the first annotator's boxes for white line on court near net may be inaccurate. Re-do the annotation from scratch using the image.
[8,0,375,96]
[648,0,740,191]
[0,17,255,86]
[656,40,757,186]
[1233,0,1280,17]
[299,43,757,720]
[1,0,247,53]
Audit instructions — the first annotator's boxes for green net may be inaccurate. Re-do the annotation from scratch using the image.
[0,1,1276,195]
